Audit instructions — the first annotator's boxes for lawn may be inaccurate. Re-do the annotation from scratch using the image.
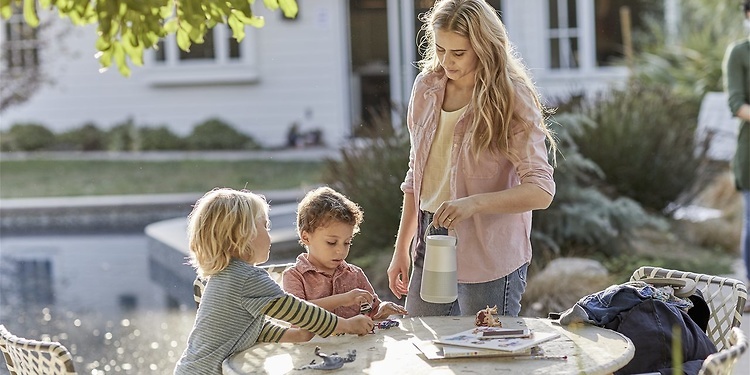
[0,159,325,198]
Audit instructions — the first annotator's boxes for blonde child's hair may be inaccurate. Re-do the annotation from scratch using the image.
[296,186,364,247]
[418,0,557,163]
[187,188,269,278]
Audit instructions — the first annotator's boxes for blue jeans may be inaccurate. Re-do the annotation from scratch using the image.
[742,190,750,282]
[404,210,528,317]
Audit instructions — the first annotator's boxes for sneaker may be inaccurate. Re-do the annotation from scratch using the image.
[745,300,750,314]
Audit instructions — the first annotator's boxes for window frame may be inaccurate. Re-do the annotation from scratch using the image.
[141,24,260,87]
[2,6,40,72]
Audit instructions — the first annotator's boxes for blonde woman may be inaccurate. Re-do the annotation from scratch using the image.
[175,188,373,375]
[387,0,556,317]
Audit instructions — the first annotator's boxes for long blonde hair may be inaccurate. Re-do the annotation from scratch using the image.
[187,188,269,278]
[418,0,556,161]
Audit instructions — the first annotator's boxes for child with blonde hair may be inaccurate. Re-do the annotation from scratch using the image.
[174,188,373,375]
[283,186,407,319]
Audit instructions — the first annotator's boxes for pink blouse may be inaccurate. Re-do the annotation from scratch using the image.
[401,70,556,283]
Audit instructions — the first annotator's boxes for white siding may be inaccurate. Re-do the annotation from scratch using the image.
[0,1,350,147]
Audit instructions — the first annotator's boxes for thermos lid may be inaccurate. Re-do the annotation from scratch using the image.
[426,235,456,246]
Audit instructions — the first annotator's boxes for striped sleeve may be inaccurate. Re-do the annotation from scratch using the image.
[263,294,338,337]
[257,320,289,343]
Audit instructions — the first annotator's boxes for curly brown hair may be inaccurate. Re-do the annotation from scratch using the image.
[296,186,364,246]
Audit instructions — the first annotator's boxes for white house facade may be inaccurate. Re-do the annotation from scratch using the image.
[0,0,665,148]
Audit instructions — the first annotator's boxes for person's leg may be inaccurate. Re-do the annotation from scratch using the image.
[456,263,528,317]
[404,210,459,316]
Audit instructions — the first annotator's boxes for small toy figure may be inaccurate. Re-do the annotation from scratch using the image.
[360,302,373,315]
[375,319,400,330]
[296,346,357,370]
[475,305,502,327]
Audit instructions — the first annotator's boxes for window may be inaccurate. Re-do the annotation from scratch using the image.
[547,0,579,69]
[145,24,258,86]
[547,0,664,71]
[14,259,54,306]
[119,294,138,312]
[594,0,663,67]
[2,5,39,71]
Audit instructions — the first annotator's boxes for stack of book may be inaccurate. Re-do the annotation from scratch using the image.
[414,321,561,359]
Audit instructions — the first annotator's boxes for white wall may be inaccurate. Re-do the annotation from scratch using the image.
[0,1,351,148]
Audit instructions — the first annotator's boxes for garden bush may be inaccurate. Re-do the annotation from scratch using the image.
[4,123,55,151]
[139,126,187,150]
[56,123,107,151]
[186,118,260,150]
[571,81,707,212]
[531,113,667,269]
[108,119,140,151]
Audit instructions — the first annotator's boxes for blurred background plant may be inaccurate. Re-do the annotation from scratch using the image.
[0,117,259,152]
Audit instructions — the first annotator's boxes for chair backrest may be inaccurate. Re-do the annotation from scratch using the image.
[698,327,749,375]
[194,263,295,308]
[630,266,748,351]
[0,325,77,375]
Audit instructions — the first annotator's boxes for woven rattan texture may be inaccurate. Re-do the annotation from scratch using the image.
[699,327,748,375]
[630,266,748,352]
[0,324,76,375]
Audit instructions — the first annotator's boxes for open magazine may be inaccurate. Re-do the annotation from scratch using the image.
[434,328,560,353]
[413,339,543,359]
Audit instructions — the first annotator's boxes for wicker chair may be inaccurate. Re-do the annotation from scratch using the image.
[0,325,76,375]
[698,327,748,375]
[630,266,748,351]
[194,263,295,308]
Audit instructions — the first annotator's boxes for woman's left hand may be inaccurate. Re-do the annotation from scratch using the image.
[431,197,475,229]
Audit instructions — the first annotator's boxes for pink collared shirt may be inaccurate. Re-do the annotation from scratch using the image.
[282,253,382,319]
[401,70,556,283]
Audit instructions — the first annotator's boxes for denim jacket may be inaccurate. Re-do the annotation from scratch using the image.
[558,281,716,375]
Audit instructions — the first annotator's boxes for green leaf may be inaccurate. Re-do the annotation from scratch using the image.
[263,0,279,11]
[247,15,264,28]
[227,14,245,42]
[95,36,111,51]
[278,0,298,18]
[1,5,12,19]
[96,47,113,69]
[23,0,39,27]
[163,19,178,33]
[176,28,191,51]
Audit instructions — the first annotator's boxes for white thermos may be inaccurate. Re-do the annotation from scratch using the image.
[420,234,458,303]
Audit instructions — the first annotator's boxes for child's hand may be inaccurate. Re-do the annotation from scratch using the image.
[372,301,408,320]
[335,315,374,336]
[343,288,374,308]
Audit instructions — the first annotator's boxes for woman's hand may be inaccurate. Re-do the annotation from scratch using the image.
[372,301,408,320]
[387,249,411,299]
[432,196,477,229]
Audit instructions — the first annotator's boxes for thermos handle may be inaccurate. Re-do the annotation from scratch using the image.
[423,226,459,243]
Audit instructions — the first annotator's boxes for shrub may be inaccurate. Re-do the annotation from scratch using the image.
[108,119,140,151]
[139,126,187,150]
[571,81,707,212]
[57,123,107,151]
[5,123,55,151]
[186,118,260,150]
[531,113,668,267]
